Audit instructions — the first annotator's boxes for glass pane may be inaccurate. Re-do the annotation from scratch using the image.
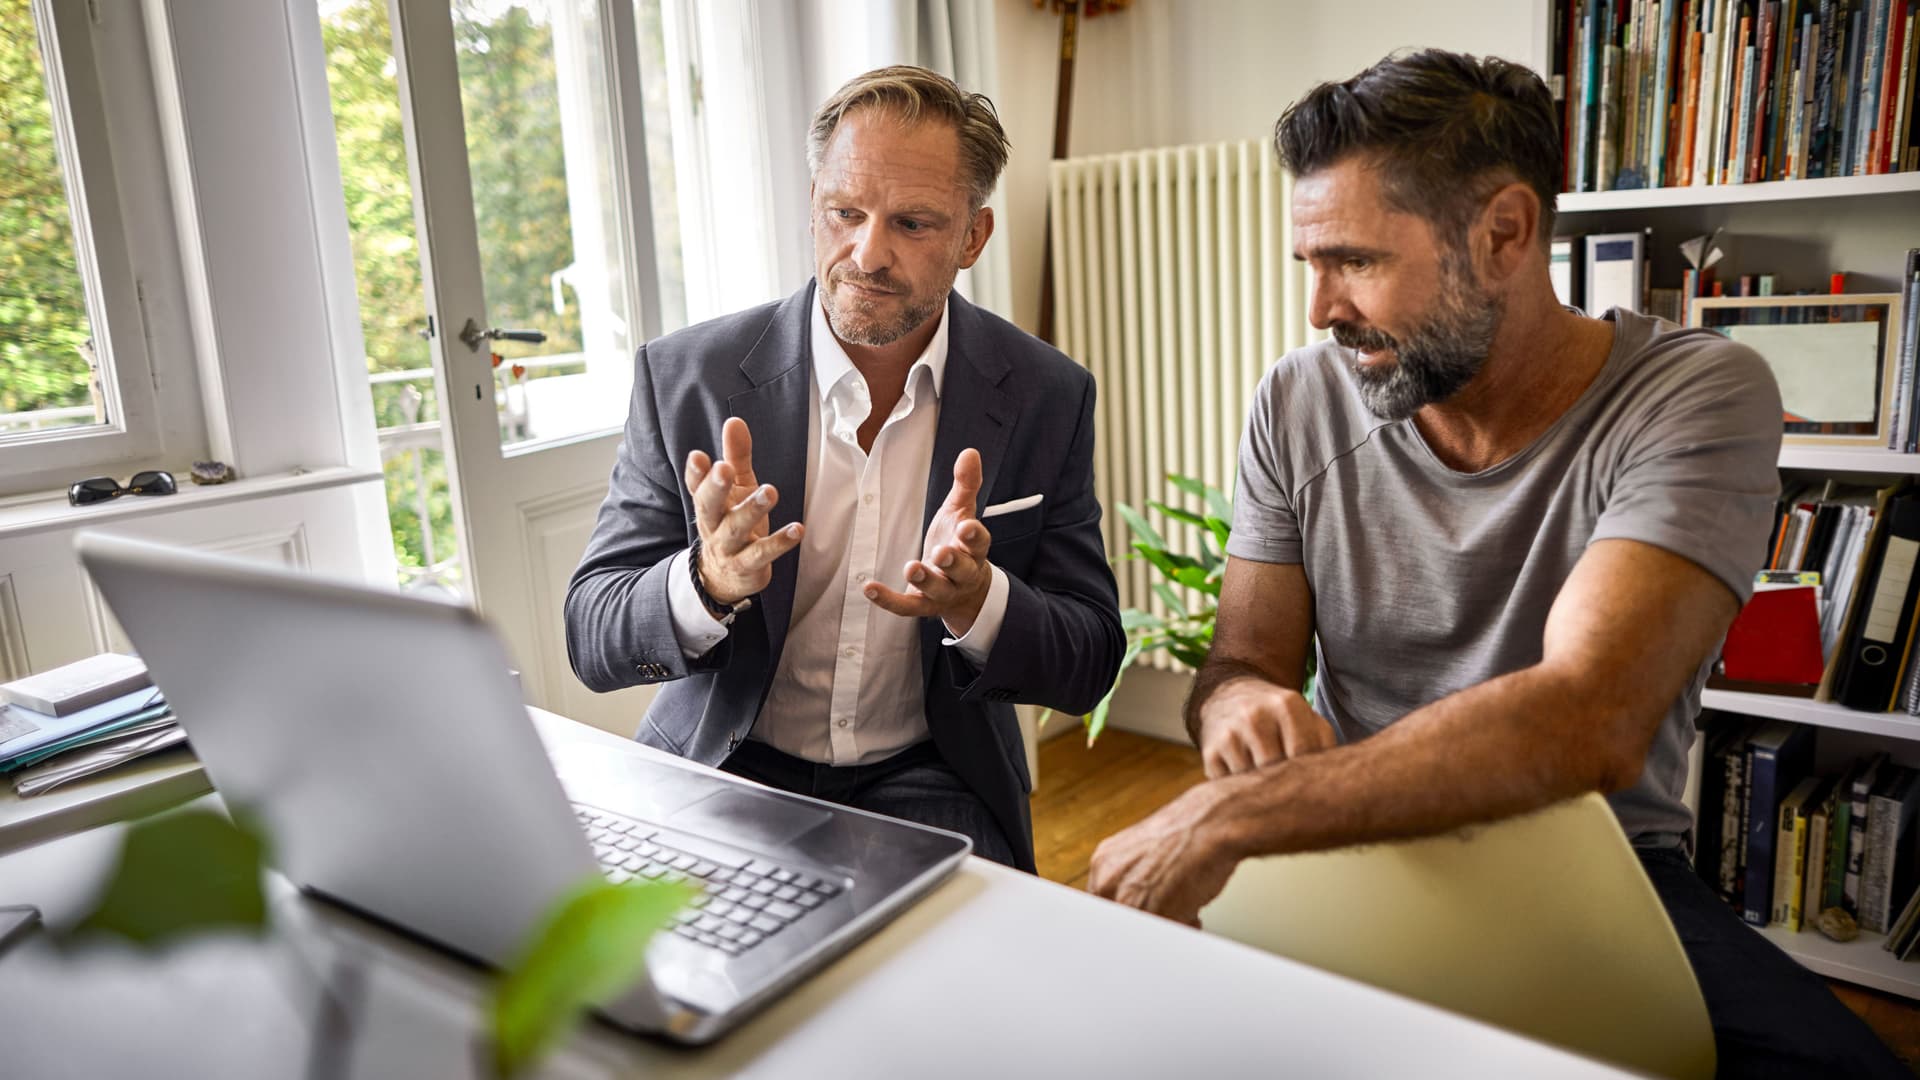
[0,2,105,438]
[453,0,635,452]
[633,0,685,335]
[318,0,461,596]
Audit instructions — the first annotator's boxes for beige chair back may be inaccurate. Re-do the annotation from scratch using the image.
[1198,793,1715,1079]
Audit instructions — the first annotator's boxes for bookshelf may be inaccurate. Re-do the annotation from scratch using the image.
[1755,922,1920,998]
[1542,28,1920,996]
[1558,171,1920,212]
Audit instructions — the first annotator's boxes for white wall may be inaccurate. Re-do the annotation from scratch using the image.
[990,0,1544,335]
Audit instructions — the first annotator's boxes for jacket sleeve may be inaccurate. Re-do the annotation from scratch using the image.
[565,345,732,690]
[946,373,1125,716]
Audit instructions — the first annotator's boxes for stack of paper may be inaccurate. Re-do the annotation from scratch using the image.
[0,685,179,797]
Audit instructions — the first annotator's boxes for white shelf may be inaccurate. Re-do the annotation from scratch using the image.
[1558,171,1920,213]
[1778,447,1920,474]
[1700,689,1920,742]
[1757,922,1920,999]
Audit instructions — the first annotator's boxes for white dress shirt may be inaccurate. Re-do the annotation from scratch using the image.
[664,296,1011,765]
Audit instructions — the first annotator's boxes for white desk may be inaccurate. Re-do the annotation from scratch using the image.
[0,711,1635,1078]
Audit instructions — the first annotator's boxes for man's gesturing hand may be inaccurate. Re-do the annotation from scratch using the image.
[686,417,804,606]
[864,447,993,634]
[1197,676,1337,780]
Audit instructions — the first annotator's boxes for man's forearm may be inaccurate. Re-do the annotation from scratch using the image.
[1195,663,1649,860]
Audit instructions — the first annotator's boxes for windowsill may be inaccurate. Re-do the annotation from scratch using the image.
[0,465,383,541]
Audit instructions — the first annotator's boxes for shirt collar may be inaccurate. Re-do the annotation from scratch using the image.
[810,290,951,410]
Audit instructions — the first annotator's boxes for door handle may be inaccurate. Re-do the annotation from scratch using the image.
[458,318,548,351]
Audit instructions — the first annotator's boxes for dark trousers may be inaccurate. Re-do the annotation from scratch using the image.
[1639,846,1911,1078]
[720,738,1018,868]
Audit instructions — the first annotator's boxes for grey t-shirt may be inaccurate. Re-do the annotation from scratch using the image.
[1227,308,1783,844]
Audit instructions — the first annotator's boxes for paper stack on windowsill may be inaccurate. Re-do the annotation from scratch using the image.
[0,671,180,795]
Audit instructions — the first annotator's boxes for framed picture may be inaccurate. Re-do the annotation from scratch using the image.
[1690,293,1904,446]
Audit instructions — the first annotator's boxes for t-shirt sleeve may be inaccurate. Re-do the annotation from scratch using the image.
[1587,337,1783,604]
[1227,368,1304,564]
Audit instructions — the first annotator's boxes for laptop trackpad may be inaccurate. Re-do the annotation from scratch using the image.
[668,789,831,847]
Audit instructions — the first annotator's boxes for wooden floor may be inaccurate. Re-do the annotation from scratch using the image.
[1030,728,1920,1071]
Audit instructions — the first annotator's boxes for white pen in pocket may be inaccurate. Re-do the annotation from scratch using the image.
[981,493,1043,518]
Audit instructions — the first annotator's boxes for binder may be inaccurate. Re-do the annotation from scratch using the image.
[1836,494,1920,710]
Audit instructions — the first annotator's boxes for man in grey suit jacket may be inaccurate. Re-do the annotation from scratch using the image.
[566,66,1124,871]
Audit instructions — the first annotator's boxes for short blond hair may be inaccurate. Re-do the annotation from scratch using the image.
[806,66,1010,212]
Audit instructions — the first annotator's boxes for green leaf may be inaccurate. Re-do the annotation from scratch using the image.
[1114,503,1165,550]
[1151,582,1187,617]
[489,876,696,1076]
[1119,608,1165,632]
[1170,643,1210,669]
[1146,501,1207,530]
[1165,473,1208,500]
[1085,639,1144,745]
[1205,517,1233,550]
[1204,489,1236,529]
[61,808,271,948]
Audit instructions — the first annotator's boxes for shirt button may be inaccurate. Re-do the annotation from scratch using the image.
[837,719,849,728]
[855,571,869,583]
[843,646,858,658]
[863,494,875,505]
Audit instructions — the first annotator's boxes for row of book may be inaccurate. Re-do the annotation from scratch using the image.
[1754,481,1920,712]
[1699,716,1920,956]
[1551,0,1920,193]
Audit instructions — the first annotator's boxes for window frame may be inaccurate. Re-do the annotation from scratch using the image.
[1,0,167,495]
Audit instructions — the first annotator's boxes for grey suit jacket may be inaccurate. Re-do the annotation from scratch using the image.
[565,283,1125,871]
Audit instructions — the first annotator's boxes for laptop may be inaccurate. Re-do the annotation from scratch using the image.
[76,533,970,1044]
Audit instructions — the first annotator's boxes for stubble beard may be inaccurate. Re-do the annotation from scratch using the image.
[824,270,948,348]
[1332,253,1504,422]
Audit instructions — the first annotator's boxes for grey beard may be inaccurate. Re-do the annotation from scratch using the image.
[824,281,946,348]
[1333,271,1502,421]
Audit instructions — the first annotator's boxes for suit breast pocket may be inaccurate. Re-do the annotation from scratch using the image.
[985,505,1044,573]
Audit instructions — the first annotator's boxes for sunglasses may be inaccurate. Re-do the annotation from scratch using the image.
[67,470,178,507]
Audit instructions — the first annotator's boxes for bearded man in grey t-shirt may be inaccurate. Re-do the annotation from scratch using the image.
[1088,50,1905,1077]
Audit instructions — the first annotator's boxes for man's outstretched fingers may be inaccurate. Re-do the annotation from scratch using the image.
[685,449,713,493]
[740,523,805,570]
[864,582,935,618]
[713,483,777,550]
[946,448,982,516]
[722,417,756,489]
[692,458,737,531]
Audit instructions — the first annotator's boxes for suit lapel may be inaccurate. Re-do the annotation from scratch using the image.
[727,285,815,668]
[920,294,1016,688]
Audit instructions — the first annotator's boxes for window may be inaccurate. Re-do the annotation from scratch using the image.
[0,0,166,494]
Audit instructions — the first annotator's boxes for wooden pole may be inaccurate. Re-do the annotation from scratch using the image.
[1035,1,1080,345]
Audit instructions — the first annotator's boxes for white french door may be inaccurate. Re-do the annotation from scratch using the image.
[386,0,667,732]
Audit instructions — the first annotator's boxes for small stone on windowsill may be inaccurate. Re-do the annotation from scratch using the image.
[189,461,236,485]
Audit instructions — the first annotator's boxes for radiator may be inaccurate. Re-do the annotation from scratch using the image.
[1047,140,1314,670]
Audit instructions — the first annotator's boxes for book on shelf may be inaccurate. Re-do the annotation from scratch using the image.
[1885,876,1920,954]
[1807,770,1843,916]
[1776,773,1831,928]
[1745,720,1819,925]
[1847,750,1890,912]
[1862,762,1920,931]
[1553,0,1920,189]
[1698,715,1754,897]
[1718,716,1766,903]
[1827,756,1867,910]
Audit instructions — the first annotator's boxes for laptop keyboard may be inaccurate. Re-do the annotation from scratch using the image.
[572,802,844,958]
